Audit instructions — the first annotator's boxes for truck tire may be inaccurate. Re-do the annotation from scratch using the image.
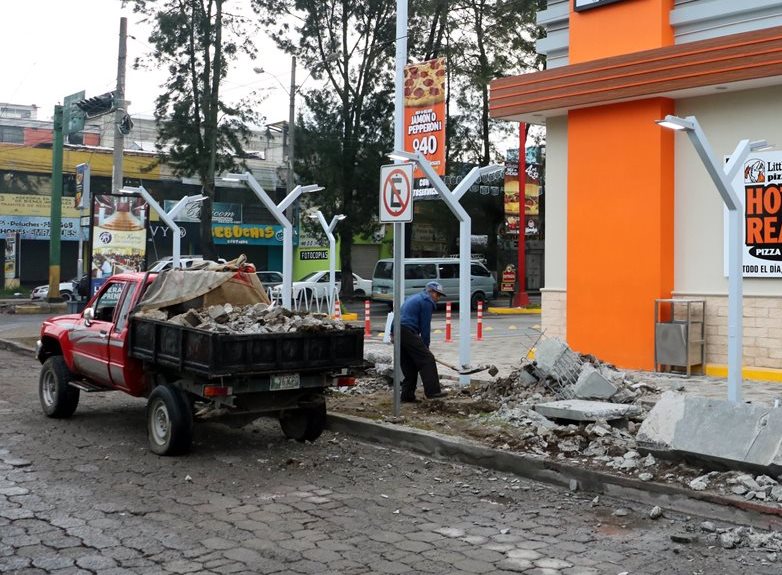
[147,384,193,456]
[39,356,80,418]
[279,398,327,443]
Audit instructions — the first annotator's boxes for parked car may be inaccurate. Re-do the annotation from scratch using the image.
[271,270,372,301]
[256,270,283,289]
[371,258,497,310]
[148,255,226,273]
[31,279,78,301]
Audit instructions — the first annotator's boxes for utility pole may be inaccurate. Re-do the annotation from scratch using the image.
[48,105,64,301]
[112,17,127,192]
[287,56,296,193]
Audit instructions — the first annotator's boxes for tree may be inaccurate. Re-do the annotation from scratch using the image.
[253,0,397,295]
[127,0,259,260]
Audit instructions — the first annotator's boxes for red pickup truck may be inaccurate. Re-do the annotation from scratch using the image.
[36,271,364,455]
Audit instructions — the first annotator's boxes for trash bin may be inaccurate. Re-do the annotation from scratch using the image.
[654,299,705,376]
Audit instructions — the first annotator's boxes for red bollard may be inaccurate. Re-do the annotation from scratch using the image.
[445,301,452,343]
[476,300,483,341]
[364,299,371,337]
[334,298,342,321]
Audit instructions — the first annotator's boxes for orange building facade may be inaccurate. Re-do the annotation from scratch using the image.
[491,0,782,376]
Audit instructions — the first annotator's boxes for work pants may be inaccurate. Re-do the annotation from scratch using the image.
[399,326,441,398]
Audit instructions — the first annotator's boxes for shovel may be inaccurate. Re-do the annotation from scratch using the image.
[435,357,499,376]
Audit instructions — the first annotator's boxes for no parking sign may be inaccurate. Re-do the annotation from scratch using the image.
[379,163,414,223]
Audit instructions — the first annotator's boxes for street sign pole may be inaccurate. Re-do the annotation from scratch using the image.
[392,0,408,418]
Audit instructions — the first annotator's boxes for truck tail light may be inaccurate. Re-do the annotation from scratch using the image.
[203,385,232,397]
[335,376,356,387]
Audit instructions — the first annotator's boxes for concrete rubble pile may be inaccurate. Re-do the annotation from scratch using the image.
[135,302,347,335]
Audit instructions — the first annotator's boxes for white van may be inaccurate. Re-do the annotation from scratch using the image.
[371,258,496,310]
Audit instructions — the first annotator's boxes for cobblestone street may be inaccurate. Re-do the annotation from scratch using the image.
[0,348,778,575]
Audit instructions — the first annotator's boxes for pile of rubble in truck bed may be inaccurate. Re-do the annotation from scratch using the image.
[135,303,348,335]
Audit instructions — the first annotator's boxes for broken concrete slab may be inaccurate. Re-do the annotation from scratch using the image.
[573,364,618,400]
[637,391,782,475]
[533,399,641,422]
[535,338,582,384]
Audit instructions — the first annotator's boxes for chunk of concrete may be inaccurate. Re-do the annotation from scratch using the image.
[535,338,581,383]
[533,400,641,422]
[637,392,782,474]
[573,364,618,400]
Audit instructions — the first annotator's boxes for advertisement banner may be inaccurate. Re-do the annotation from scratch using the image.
[404,58,447,183]
[726,151,782,277]
[75,163,90,210]
[4,232,18,281]
[91,194,148,279]
[163,200,242,224]
[504,148,543,236]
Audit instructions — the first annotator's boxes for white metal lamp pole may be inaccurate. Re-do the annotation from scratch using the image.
[119,185,205,269]
[309,210,346,314]
[656,114,769,404]
[389,150,502,385]
[222,172,322,309]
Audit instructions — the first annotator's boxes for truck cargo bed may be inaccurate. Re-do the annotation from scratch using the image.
[129,317,364,378]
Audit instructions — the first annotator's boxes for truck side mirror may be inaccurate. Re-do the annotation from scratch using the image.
[83,307,94,326]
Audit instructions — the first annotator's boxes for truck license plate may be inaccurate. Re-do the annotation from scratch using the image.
[270,373,300,390]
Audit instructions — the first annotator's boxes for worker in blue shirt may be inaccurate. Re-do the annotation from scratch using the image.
[398,281,448,402]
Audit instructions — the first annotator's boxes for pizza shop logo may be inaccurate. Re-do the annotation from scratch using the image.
[745,184,782,261]
[744,157,782,184]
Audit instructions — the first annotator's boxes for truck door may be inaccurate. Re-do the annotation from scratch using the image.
[108,281,144,395]
[70,281,126,386]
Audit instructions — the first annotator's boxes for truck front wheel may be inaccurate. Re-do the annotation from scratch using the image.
[279,397,327,442]
[147,384,193,456]
[39,356,80,418]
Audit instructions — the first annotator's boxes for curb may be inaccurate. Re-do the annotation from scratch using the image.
[327,412,782,531]
[487,307,541,315]
[12,303,67,315]
[0,338,35,355]
[705,364,782,384]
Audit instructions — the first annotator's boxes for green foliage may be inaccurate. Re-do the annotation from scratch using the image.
[253,0,397,293]
[127,0,260,259]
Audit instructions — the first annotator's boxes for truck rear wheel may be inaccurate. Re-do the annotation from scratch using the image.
[39,356,80,418]
[279,397,327,443]
[147,384,193,456]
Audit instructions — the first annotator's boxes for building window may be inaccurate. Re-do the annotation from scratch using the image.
[0,126,24,144]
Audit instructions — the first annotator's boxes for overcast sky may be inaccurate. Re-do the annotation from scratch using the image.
[0,0,293,124]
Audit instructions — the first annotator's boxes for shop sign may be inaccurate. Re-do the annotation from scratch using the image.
[501,266,516,293]
[404,58,447,180]
[0,215,81,240]
[726,151,782,277]
[574,0,630,12]
[75,163,91,210]
[212,223,284,245]
[299,250,328,261]
[163,200,242,224]
[0,193,81,218]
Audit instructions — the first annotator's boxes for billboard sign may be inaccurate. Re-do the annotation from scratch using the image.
[404,58,447,185]
[75,163,90,210]
[726,151,782,277]
[90,194,148,279]
[574,0,631,11]
[163,200,242,224]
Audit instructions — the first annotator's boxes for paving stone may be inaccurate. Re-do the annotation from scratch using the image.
[75,555,118,571]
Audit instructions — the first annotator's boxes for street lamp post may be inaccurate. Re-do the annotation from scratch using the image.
[656,114,770,404]
[308,210,346,315]
[389,149,503,385]
[222,172,322,309]
[119,186,206,269]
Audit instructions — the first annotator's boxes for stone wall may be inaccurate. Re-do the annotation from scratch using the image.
[541,289,566,341]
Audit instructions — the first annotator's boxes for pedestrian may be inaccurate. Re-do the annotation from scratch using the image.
[397,281,448,402]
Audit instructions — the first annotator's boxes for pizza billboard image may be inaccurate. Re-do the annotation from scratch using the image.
[404,57,447,177]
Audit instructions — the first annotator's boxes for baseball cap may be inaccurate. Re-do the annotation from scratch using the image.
[426,281,447,296]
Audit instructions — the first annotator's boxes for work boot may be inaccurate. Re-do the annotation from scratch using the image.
[425,390,448,400]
